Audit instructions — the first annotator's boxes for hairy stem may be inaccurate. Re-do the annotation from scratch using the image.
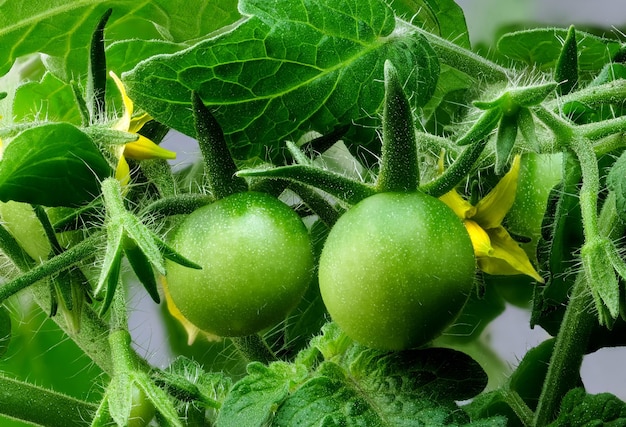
[0,374,98,427]
[533,274,595,425]
[231,334,277,365]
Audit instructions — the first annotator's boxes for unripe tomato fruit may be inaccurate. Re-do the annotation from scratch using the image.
[165,192,314,337]
[318,192,476,350]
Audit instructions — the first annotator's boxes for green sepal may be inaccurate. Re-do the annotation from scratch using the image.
[555,26,578,95]
[0,123,112,207]
[581,238,619,326]
[376,61,419,193]
[607,150,626,222]
[237,165,376,206]
[0,92,6,100]
[154,236,202,270]
[456,107,502,146]
[495,112,519,174]
[123,237,160,304]
[86,8,113,121]
[107,372,133,427]
[191,91,248,200]
[517,107,539,150]
[95,223,124,315]
[474,83,557,112]
[122,213,165,276]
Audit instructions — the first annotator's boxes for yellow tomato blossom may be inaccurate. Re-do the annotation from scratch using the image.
[109,71,176,186]
[439,155,544,282]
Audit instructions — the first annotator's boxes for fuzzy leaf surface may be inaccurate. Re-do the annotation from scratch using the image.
[0,0,240,78]
[124,0,439,161]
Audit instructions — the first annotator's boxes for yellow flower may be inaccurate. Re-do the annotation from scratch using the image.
[109,71,176,186]
[439,155,544,282]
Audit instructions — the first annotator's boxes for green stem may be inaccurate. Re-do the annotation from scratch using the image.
[533,274,595,426]
[411,25,510,83]
[0,232,105,304]
[579,115,626,141]
[140,194,213,219]
[230,334,277,365]
[31,204,63,255]
[546,79,626,111]
[503,389,535,427]
[0,374,98,427]
[569,136,600,240]
[28,282,115,374]
[238,165,376,206]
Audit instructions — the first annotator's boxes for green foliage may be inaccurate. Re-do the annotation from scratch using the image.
[0,123,111,207]
[0,0,241,78]
[216,323,500,426]
[124,0,439,161]
[3,0,626,426]
[547,388,626,427]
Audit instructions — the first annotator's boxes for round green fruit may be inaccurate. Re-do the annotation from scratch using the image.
[318,192,476,350]
[165,192,314,337]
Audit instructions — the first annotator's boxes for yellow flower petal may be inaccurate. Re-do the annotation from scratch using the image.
[115,156,131,189]
[109,71,132,132]
[129,112,152,134]
[123,135,176,161]
[473,154,521,229]
[440,189,476,219]
[482,226,544,282]
[464,219,493,258]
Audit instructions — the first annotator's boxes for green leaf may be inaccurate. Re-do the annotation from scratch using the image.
[0,0,241,79]
[547,388,626,427]
[216,361,308,427]
[497,28,621,72]
[125,0,439,161]
[0,123,112,207]
[390,0,471,49]
[274,347,487,425]
[13,73,82,124]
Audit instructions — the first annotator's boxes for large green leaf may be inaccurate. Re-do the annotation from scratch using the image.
[497,28,621,72]
[124,0,440,161]
[0,0,240,78]
[0,123,112,207]
[391,0,471,48]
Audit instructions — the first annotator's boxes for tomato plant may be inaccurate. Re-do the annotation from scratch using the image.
[165,191,314,337]
[318,192,476,350]
[2,1,626,426]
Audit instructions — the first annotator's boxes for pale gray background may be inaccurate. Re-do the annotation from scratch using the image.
[129,0,626,400]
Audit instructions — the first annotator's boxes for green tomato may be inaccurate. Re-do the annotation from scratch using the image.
[165,191,314,337]
[128,385,155,427]
[318,192,476,350]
